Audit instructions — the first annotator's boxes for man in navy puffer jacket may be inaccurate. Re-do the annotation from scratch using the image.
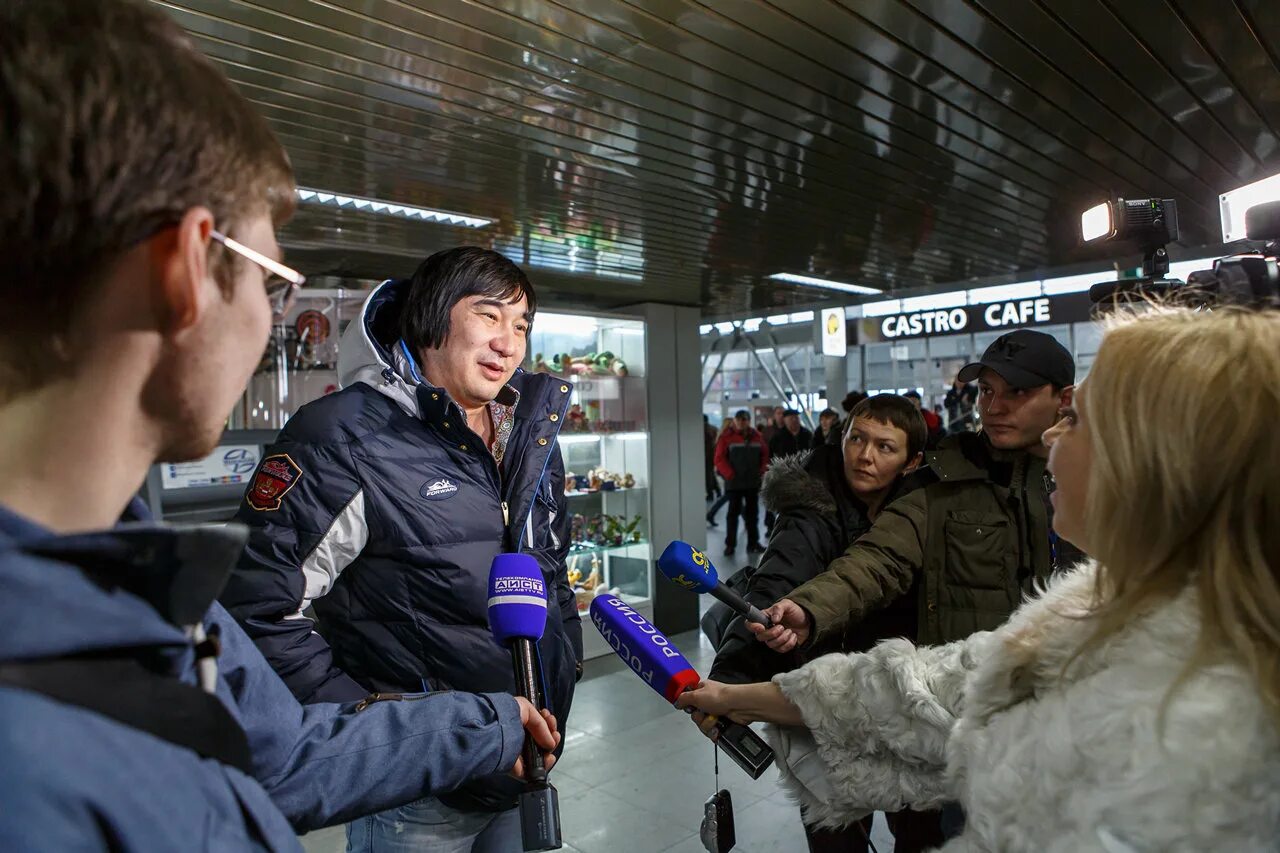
[222,247,581,851]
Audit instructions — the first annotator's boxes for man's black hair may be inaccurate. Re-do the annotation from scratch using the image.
[903,390,922,400]
[783,408,801,417]
[400,247,536,351]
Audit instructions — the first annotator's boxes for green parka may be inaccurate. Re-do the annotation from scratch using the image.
[789,432,1084,647]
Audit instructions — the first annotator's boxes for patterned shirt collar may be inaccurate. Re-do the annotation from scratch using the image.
[487,385,520,465]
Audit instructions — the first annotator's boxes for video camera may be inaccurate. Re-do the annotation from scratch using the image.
[1080,181,1280,311]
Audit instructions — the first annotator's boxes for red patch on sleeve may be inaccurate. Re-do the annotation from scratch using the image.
[246,453,303,511]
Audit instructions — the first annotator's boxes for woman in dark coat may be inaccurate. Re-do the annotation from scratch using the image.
[709,395,944,853]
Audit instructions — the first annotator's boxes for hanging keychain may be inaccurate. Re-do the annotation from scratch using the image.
[700,740,736,852]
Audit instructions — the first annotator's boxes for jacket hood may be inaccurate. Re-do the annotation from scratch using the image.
[761,450,838,516]
[337,279,422,417]
[337,278,521,419]
[0,508,247,662]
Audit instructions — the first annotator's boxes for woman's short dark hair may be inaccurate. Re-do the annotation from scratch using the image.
[845,394,928,459]
[399,247,536,351]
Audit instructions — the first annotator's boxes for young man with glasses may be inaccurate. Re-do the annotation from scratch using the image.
[0,2,557,850]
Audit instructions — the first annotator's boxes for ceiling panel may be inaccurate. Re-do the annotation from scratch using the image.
[155,0,1280,314]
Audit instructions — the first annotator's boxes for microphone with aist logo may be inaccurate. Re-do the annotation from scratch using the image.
[588,595,775,780]
[487,554,562,852]
[656,541,773,629]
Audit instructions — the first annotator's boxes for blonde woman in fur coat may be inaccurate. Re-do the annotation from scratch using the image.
[678,308,1280,851]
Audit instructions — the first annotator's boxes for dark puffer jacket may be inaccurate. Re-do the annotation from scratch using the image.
[221,279,580,813]
[709,446,927,684]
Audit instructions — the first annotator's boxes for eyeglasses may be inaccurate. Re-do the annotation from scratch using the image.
[211,230,305,319]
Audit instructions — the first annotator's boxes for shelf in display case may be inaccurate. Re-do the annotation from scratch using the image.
[565,486,647,499]
[566,539,649,558]
[556,432,649,444]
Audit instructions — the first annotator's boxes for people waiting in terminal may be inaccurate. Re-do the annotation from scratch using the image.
[2,1,1278,851]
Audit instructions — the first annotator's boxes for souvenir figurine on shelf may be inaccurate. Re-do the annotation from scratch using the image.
[588,471,604,491]
[566,403,588,432]
[564,472,577,493]
[622,473,636,489]
[532,352,551,373]
[610,474,624,490]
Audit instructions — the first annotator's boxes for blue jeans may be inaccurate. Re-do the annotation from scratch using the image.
[346,797,521,853]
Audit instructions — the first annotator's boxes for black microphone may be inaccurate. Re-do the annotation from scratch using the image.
[657,541,773,628]
[488,554,561,851]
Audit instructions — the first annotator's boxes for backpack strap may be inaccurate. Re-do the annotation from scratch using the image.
[0,654,253,774]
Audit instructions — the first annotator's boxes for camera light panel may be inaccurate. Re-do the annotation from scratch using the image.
[1220,172,1280,243]
[1081,202,1113,242]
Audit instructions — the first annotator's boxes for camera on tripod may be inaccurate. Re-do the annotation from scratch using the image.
[1079,175,1280,311]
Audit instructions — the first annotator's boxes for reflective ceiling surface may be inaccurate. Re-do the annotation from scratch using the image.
[156,0,1280,315]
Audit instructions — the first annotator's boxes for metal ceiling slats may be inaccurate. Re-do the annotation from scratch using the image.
[1103,0,1273,171]
[152,0,1280,313]
[852,0,1219,210]
[206,35,1049,270]
[975,0,1244,194]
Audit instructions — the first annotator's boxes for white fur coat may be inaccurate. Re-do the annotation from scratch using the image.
[769,562,1280,851]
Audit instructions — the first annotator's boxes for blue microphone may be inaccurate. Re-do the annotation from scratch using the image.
[487,554,561,851]
[656,541,773,628]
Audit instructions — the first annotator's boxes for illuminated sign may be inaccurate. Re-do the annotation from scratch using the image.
[863,293,1094,343]
[819,308,847,357]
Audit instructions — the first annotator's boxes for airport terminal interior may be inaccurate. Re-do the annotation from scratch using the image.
[9,0,1280,851]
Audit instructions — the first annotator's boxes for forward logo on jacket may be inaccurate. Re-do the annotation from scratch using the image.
[420,478,459,501]
[246,454,302,511]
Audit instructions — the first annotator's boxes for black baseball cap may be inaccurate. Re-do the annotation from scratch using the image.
[733,409,751,419]
[782,408,800,417]
[957,330,1075,390]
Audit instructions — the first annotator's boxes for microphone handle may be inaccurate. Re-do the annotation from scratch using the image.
[511,638,547,784]
[708,584,773,629]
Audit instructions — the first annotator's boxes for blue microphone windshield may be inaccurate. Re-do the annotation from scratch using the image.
[589,595,700,703]
[488,553,548,643]
[656,541,719,594]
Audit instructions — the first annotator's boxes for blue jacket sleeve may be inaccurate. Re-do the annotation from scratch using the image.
[220,421,369,704]
[210,603,524,831]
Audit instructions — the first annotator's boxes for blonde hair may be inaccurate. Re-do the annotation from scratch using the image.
[1078,307,1280,721]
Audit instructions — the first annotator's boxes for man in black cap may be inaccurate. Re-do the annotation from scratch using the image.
[749,330,1080,839]
[753,327,1080,658]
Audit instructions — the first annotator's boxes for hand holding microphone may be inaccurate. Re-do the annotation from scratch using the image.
[488,554,563,851]
[656,541,773,628]
[749,599,812,654]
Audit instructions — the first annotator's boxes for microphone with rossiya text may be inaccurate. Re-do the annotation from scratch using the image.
[488,554,562,852]
[588,594,774,780]
[656,541,773,629]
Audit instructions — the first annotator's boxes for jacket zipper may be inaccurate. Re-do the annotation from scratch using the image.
[502,500,510,526]
[353,692,436,712]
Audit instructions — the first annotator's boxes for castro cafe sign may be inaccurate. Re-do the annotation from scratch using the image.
[868,293,1093,342]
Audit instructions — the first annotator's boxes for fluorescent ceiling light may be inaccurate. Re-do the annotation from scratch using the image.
[860,299,902,317]
[741,318,763,332]
[768,272,882,295]
[764,314,790,326]
[1220,172,1280,242]
[296,187,492,228]
[714,322,735,335]
[699,324,714,335]
[901,291,966,312]
[967,281,1043,304]
[789,310,815,323]
[1041,274,1099,295]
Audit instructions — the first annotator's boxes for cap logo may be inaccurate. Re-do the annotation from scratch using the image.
[991,336,1027,359]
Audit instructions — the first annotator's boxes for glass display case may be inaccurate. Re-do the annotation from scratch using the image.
[527,312,652,659]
